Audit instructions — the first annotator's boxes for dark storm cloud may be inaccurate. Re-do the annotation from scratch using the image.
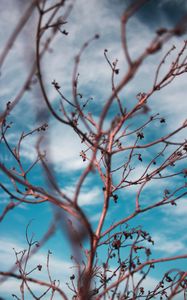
[135,0,187,27]
[105,0,187,28]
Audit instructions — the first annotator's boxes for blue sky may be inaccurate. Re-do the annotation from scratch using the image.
[0,0,187,299]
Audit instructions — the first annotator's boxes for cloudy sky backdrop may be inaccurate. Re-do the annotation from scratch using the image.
[0,0,187,299]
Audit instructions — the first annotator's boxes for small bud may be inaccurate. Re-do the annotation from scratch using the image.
[62,30,68,35]
[37,264,42,271]
[160,118,166,123]
[70,274,75,280]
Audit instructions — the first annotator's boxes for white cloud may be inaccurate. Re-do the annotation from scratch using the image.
[62,184,102,206]
[49,123,86,172]
[0,278,68,300]
[133,272,159,293]
[0,237,72,299]
[153,233,185,254]
[2,120,86,172]
[0,237,72,272]
[41,0,125,103]
[163,198,187,217]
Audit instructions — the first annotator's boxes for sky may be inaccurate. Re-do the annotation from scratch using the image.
[0,0,187,299]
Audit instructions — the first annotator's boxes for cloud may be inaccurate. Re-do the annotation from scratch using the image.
[163,198,187,217]
[153,233,185,255]
[0,237,72,299]
[1,2,187,299]
[2,120,86,173]
[161,198,187,230]
[62,184,102,206]
[133,272,159,293]
[41,0,125,104]
[48,123,86,172]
